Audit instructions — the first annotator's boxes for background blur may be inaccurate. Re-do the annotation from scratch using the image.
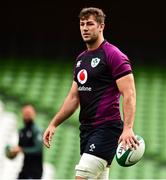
[0,0,166,179]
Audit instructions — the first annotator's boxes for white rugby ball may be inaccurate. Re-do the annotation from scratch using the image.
[116,135,145,167]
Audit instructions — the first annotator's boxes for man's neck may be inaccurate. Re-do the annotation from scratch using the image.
[86,36,105,51]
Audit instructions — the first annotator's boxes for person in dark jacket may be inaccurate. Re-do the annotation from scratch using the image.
[11,104,43,179]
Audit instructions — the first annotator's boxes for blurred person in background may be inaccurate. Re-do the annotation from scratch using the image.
[10,104,43,179]
[43,7,139,179]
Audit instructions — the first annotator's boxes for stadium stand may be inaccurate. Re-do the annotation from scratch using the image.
[0,59,166,179]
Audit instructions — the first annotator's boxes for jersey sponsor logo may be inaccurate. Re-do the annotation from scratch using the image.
[77,69,88,84]
[78,86,92,91]
[76,60,82,68]
[91,58,100,68]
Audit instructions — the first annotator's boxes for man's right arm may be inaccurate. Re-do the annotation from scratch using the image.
[43,81,79,148]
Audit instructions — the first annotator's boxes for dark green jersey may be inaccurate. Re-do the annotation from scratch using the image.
[18,121,43,178]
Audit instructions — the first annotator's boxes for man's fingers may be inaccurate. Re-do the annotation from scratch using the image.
[43,126,55,149]
[131,136,140,149]
[44,130,55,148]
[43,131,51,148]
[49,131,54,142]
[133,136,140,146]
[44,141,50,148]
[119,136,139,150]
[126,137,140,150]
[44,138,50,148]
[123,140,128,149]
[118,136,127,150]
[126,139,134,150]
[128,138,137,150]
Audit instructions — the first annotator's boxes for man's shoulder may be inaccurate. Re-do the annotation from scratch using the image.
[76,50,87,60]
[32,123,43,133]
[102,41,128,59]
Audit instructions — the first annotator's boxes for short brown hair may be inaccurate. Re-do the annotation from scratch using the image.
[79,7,106,24]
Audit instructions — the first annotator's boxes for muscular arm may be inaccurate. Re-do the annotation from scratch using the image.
[116,74,138,149]
[50,81,79,127]
[116,73,136,129]
[43,81,79,148]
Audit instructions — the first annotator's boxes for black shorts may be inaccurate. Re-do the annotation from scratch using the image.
[79,120,123,165]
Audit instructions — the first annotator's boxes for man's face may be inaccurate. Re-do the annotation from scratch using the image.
[80,15,104,44]
[22,106,36,123]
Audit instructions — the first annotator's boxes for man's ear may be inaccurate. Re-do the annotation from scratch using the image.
[99,23,105,32]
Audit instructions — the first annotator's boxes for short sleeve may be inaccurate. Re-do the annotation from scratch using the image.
[73,61,77,82]
[73,51,86,82]
[107,50,132,80]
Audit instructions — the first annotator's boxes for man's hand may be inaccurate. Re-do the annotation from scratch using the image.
[118,128,139,150]
[10,146,22,154]
[43,124,56,148]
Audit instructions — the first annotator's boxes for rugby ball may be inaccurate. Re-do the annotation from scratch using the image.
[116,135,145,167]
[5,145,17,160]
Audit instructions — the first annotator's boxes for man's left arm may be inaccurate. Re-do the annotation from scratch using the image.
[116,73,139,149]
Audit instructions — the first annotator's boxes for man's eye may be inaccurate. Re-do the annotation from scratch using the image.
[87,23,94,26]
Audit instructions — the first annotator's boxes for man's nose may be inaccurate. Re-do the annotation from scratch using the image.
[83,25,88,31]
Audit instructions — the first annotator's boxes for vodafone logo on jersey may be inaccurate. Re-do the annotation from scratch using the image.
[77,69,88,84]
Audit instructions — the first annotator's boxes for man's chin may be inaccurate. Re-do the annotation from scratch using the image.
[83,38,91,43]
[83,38,96,44]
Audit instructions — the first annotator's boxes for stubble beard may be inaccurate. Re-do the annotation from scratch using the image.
[83,36,98,46]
